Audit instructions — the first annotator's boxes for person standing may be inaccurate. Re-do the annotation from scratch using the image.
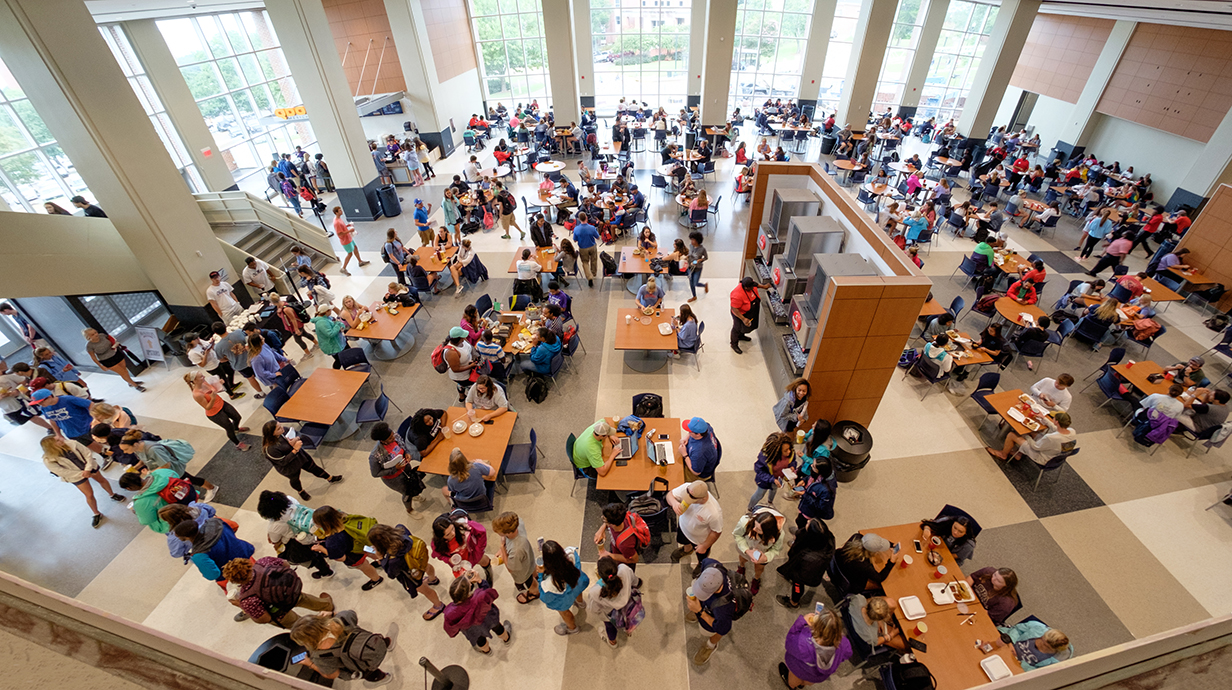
[185,334,242,399]
[256,490,334,580]
[593,502,649,570]
[0,302,46,349]
[732,507,786,596]
[70,195,107,217]
[274,296,315,356]
[773,378,811,432]
[583,556,641,648]
[413,199,434,247]
[776,517,836,609]
[667,480,724,563]
[172,517,256,614]
[442,572,511,654]
[368,422,427,515]
[494,182,524,240]
[289,610,395,685]
[749,432,797,511]
[686,231,710,302]
[492,511,539,604]
[312,153,333,192]
[685,558,738,666]
[30,388,103,450]
[538,540,590,636]
[383,229,411,286]
[40,435,124,528]
[781,607,851,688]
[368,523,447,621]
[331,207,369,276]
[211,323,266,397]
[730,276,770,354]
[221,557,335,629]
[0,361,54,434]
[185,371,249,450]
[262,421,342,500]
[82,328,145,391]
[205,271,244,323]
[572,212,601,287]
[310,506,385,592]
[242,256,277,295]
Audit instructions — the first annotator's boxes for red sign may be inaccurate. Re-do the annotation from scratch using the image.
[758,234,766,249]
[792,310,803,332]
[773,267,781,285]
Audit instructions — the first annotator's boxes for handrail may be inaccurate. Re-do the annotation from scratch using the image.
[194,191,334,258]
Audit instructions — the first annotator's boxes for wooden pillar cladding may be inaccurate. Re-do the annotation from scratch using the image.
[1176,184,1232,313]
[744,162,932,427]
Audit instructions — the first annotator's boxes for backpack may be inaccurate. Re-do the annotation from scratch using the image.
[525,374,549,404]
[318,628,388,678]
[254,560,302,609]
[973,292,1002,315]
[616,512,652,551]
[897,348,919,369]
[628,476,669,517]
[1203,314,1230,332]
[799,475,836,521]
[431,339,450,373]
[501,191,517,212]
[380,243,391,264]
[705,562,754,621]
[891,659,937,690]
[1130,318,1161,341]
[156,476,193,504]
[600,251,619,277]
[633,393,663,419]
[342,514,378,553]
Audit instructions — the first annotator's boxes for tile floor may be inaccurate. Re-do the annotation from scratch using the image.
[0,124,1229,690]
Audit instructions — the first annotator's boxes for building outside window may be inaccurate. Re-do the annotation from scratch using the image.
[873,0,929,114]
[468,0,552,110]
[99,24,206,194]
[729,0,815,115]
[817,0,863,116]
[156,11,316,192]
[917,0,999,124]
[0,58,94,214]
[591,0,691,114]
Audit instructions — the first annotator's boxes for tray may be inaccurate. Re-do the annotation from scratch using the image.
[927,582,955,605]
[948,580,977,603]
[657,322,674,336]
[981,654,1013,681]
[898,596,926,621]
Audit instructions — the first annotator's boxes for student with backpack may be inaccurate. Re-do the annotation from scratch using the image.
[443,571,511,654]
[492,511,539,604]
[776,518,837,609]
[685,558,748,666]
[290,609,395,685]
[583,556,643,648]
[221,556,335,628]
[120,464,208,533]
[255,491,333,580]
[309,506,385,591]
[368,422,427,515]
[39,436,124,528]
[117,431,218,502]
[172,516,256,620]
[781,606,852,688]
[494,181,523,240]
[367,523,447,620]
[593,502,650,569]
[538,540,590,635]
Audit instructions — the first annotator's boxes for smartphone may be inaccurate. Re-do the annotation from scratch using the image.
[892,542,901,554]
[363,545,377,555]
[815,602,825,614]
[914,540,923,554]
[291,652,308,664]
[537,537,545,553]
[659,434,669,440]
[483,419,494,425]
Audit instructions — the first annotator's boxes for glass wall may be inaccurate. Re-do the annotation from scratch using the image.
[817,0,863,115]
[0,58,94,214]
[916,0,999,124]
[468,0,551,110]
[99,24,205,194]
[155,11,316,189]
[729,0,815,114]
[873,0,929,113]
[590,0,692,114]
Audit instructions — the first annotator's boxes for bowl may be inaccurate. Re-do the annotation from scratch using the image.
[468,423,484,437]
[642,306,655,316]
[452,420,468,434]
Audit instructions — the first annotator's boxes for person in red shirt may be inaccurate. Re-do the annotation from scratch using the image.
[730,276,770,354]
[1172,210,1192,237]
[1019,260,1046,284]
[1131,206,1165,258]
[1012,157,1030,174]
[331,206,369,275]
[1007,278,1038,305]
[593,503,647,569]
[1115,272,1147,300]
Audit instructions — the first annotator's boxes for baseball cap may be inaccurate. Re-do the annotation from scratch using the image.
[682,417,709,434]
[414,198,424,205]
[209,271,220,278]
[692,565,725,600]
[29,377,50,390]
[862,533,891,553]
[741,276,756,289]
[1190,356,1206,367]
[315,304,333,316]
[449,326,467,339]
[31,389,53,403]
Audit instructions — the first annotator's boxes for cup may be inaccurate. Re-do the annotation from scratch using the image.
[442,422,453,439]
[900,554,913,568]
[450,554,462,566]
[685,586,696,599]
[931,536,942,547]
[933,565,948,579]
[625,314,632,325]
[796,429,806,445]
[1126,360,1136,368]
[913,621,928,636]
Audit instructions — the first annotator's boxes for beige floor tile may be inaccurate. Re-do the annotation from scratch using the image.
[1068,428,1231,505]
[868,371,988,461]
[1042,507,1211,637]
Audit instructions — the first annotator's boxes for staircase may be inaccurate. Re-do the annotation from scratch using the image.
[231,225,333,275]
[194,191,337,277]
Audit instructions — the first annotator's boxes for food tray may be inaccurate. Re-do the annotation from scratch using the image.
[898,596,926,621]
[980,655,1012,681]
[928,582,955,605]
[657,322,674,336]
[948,580,977,603]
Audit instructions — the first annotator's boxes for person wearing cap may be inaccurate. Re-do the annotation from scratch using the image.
[31,388,103,452]
[834,532,901,594]
[667,480,723,563]
[444,327,477,402]
[413,198,434,246]
[309,305,347,369]
[571,212,601,287]
[0,360,54,434]
[678,417,720,480]
[685,557,736,665]
[210,323,266,398]
[1163,357,1207,387]
[730,276,770,354]
[572,419,619,478]
[206,271,243,323]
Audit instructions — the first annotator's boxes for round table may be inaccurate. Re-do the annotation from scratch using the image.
[833,159,865,184]
[477,166,511,179]
[676,193,700,227]
[994,296,1047,326]
[656,163,679,176]
[534,161,565,172]
[458,189,495,208]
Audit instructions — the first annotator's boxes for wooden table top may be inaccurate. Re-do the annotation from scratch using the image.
[509,247,560,274]
[984,389,1037,436]
[619,246,666,274]
[920,299,947,317]
[994,252,1033,274]
[457,189,494,207]
[1168,266,1220,287]
[977,175,1012,187]
[936,157,963,167]
[866,523,1022,689]
[947,330,995,367]
[1112,361,1173,397]
[1020,199,1048,213]
[1142,277,1183,302]
[889,162,918,173]
[614,308,678,351]
[597,142,624,154]
[496,312,529,354]
[413,246,457,273]
[537,188,574,207]
[419,406,518,476]
[834,160,865,171]
[596,416,686,491]
[476,166,511,179]
[345,304,418,341]
[672,150,703,161]
[850,132,866,140]
[863,183,899,196]
[277,369,370,426]
[995,296,1047,325]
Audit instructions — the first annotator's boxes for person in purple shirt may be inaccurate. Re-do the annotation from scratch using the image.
[572,212,601,287]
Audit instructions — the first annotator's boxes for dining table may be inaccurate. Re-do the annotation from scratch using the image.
[833,159,865,184]
[276,369,371,442]
[412,245,457,274]
[414,407,519,476]
[345,303,420,360]
[983,388,1044,437]
[994,296,1047,329]
[596,416,687,490]
[614,307,678,372]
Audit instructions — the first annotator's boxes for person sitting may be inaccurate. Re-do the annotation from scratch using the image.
[530,214,554,249]
[921,334,954,374]
[846,594,908,651]
[572,419,619,477]
[998,624,1072,671]
[541,304,566,340]
[678,416,720,480]
[919,512,978,565]
[1141,384,1186,420]
[986,411,1078,464]
[636,276,665,310]
[514,248,543,300]
[1006,278,1038,305]
[1162,357,1207,387]
[922,313,954,339]
[1012,314,1050,357]
[1030,374,1074,412]
[966,567,1020,626]
[834,532,900,594]
[1187,389,1231,435]
[519,327,561,376]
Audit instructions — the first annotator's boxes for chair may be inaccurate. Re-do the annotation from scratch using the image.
[913,227,934,255]
[1131,323,1166,359]
[856,188,878,213]
[297,423,330,450]
[262,386,293,422]
[950,255,981,289]
[651,174,669,198]
[546,351,565,388]
[1070,316,1110,349]
[355,383,401,424]
[337,347,376,377]
[562,330,582,370]
[936,504,983,539]
[566,433,590,497]
[688,207,708,229]
[1046,323,1070,361]
[903,355,950,399]
[452,480,496,514]
[632,392,663,417]
[1038,213,1059,237]
[1093,368,1130,413]
[508,294,534,311]
[1005,447,1079,490]
[825,553,855,598]
[1080,347,1126,388]
[948,295,966,322]
[945,211,966,237]
[1107,282,1135,303]
[1113,265,1129,277]
[475,293,494,319]
[964,372,1001,432]
[708,196,722,223]
[1017,331,1052,364]
[678,321,705,371]
[499,428,545,489]
[522,196,544,224]
[273,364,301,391]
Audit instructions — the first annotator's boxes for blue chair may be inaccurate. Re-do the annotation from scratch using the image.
[499,428,545,489]
[1094,368,1130,413]
[856,188,878,212]
[546,351,565,389]
[964,372,1001,432]
[452,480,496,514]
[1070,316,1110,349]
[1113,265,1129,277]
[1017,330,1053,363]
[1047,323,1070,362]
[950,255,980,288]
[337,347,376,378]
[936,504,983,540]
[946,210,966,236]
[298,423,330,450]
[651,174,669,198]
[474,293,493,319]
[903,354,950,399]
[912,226,934,256]
[356,383,401,424]
[708,195,722,223]
[1004,447,1079,490]
[262,386,293,422]
[688,207,708,229]
[522,195,544,224]
[948,295,966,321]
[1132,323,1166,359]
[565,433,590,497]
[273,364,301,391]
[678,321,705,371]
[1177,422,1224,458]
[825,553,855,598]
[1107,282,1135,303]
[1080,347,1126,389]
[562,330,582,370]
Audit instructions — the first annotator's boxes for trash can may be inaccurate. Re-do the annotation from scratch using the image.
[378,184,402,217]
[831,420,873,483]
[820,134,838,156]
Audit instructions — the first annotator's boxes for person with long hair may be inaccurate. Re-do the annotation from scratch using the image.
[538,540,589,635]
[442,571,510,654]
[848,595,908,650]
[732,507,785,596]
[583,555,640,647]
[449,238,478,295]
[221,556,335,629]
[781,606,851,688]
[834,532,901,594]
[690,189,711,212]
[368,421,426,515]
[748,432,797,511]
[967,566,1020,626]
[44,201,72,215]
[443,449,497,504]
[431,511,491,580]
[289,610,393,684]
[1079,207,1115,259]
[82,328,144,391]
[773,378,811,432]
[309,506,384,591]
[459,304,486,346]
[337,295,370,330]
[673,303,700,356]
[247,333,289,389]
[775,517,836,609]
[41,435,123,527]
[255,490,333,579]
[274,295,316,355]
[368,523,446,620]
[262,421,341,501]
[920,513,977,565]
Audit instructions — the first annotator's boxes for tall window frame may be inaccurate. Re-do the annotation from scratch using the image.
[917,0,999,124]
[590,0,692,114]
[467,0,552,110]
[729,0,815,115]
[873,0,929,113]
[817,0,863,115]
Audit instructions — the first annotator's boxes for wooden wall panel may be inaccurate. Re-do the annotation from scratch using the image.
[421,0,478,84]
[1010,14,1114,104]
[324,0,407,96]
[1176,184,1232,311]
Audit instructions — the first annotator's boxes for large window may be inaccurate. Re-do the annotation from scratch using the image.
[156,11,316,189]
[0,59,93,214]
[100,25,205,194]
[873,0,928,113]
[591,0,691,114]
[729,0,814,114]
[818,0,863,115]
[468,0,551,109]
[917,0,999,124]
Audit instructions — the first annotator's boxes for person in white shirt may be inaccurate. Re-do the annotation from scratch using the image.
[986,411,1078,465]
[242,256,275,293]
[667,480,723,562]
[1030,375,1074,412]
[1140,385,1185,420]
[205,271,243,322]
[465,155,483,182]
[921,334,954,373]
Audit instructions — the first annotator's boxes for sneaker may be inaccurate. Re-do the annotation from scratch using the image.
[236,442,250,451]
[254,393,266,400]
[731,344,743,354]
[109,493,125,502]
[704,284,709,293]
[91,514,104,528]
[359,261,371,267]
[775,595,801,609]
[328,475,344,484]
[340,269,351,276]
[229,391,246,400]
[364,671,393,687]
[669,547,690,562]
[751,578,761,596]
[554,623,581,636]
[500,234,512,239]
[101,457,115,471]
[500,621,513,644]
[362,577,384,591]
[693,642,716,666]
[234,611,250,622]
[688,297,697,303]
[299,491,312,501]
[311,570,334,579]
[203,487,219,503]
[237,426,250,433]
[684,610,697,623]
[778,662,791,688]
[588,279,594,287]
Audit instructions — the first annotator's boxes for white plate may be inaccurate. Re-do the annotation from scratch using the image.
[469,423,484,437]
[658,322,674,336]
[898,596,926,621]
[927,582,955,605]
[949,580,977,603]
[452,420,468,434]
[981,655,1013,681]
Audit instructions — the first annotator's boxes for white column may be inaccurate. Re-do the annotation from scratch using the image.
[1056,20,1135,146]
[956,0,1041,139]
[900,0,949,109]
[798,0,837,103]
[700,0,739,124]
[688,0,709,99]
[543,0,579,124]
[0,0,229,311]
[835,0,897,129]
[574,0,594,100]
[123,19,238,193]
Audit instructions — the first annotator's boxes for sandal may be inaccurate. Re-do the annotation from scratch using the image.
[517,591,540,604]
[422,603,445,621]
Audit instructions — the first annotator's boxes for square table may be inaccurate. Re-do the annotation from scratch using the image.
[919,299,947,318]
[619,246,667,295]
[420,406,518,476]
[983,389,1039,436]
[412,246,457,274]
[596,416,687,491]
[1167,266,1221,290]
[345,304,420,360]
[947,331,995,367]
[615,307,678,373]
[508,247,560,275]
[866,523,1022,690]
[277,369,370,441]
[1142,277,1183,302]
[1112,361,1173,397]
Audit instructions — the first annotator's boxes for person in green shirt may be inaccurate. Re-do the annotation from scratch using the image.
[309,304,346,369]
[572,419,619,478]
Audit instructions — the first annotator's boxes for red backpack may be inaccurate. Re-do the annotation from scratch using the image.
[431,340,450,373]
[616,512,651,551]
[157,477,193,504]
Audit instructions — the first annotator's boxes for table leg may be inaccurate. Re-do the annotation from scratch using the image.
[624,349,669,373]
[368,329,416,360]
[626,272,647,296]
[323,407,360,442]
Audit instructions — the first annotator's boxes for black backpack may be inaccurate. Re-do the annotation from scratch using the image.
[697,561,754,621]
[1204,314,1230,332]
[628,476,669,517]
[380,243,391,264]
[891,659,937,690]
[525,374,549,404]
[633,393,663,419]
[317,629,387,679]
[600,251,619,277]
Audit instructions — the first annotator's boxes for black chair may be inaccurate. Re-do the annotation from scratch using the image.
[651,174,669,198]
[1107,282,1135,303]
[522,195,545,224]
[1070,316,1110,349]
[1002,447,1079,490]
[337,347,376,377]
[499,428,545,489]
[452,480,496,514]
[475,293,494,319]
[825,553,855,598]
[936,504,982,540]
[632,392,664,417]
[298,423,330,450]
[964,372,1000,432]
[273,364,301,391]
[903,355,950,399]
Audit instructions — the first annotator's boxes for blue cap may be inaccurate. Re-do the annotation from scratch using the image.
[683,417,709,434]
[414,198,423,205]
[31,389,53,402]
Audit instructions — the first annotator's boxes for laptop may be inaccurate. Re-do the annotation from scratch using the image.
[646,435,675,466]
[615,436,634,460]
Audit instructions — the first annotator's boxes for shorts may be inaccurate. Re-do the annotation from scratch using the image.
[99,352,126,368]
[500,213,514,230]
[239,366,255,379]
[341,551,369,567]
[72,474,95,486]
[418,229,433,245]
[4,408,35,426]
[676,523,697,547]
[343,241,357,253]
[72,431,97,447]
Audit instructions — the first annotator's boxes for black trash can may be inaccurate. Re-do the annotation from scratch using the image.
[820,134,838,156]
[378,184,402,217]
[831,420,873,483]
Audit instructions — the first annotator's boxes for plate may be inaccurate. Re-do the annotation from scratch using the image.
[658,322,674,336]
[948,580,977,603]
[468,423,484,437]
[452,420,468,434]
[898,596,926,621]
[980,655,1012,681]
[640,316,653,325]
[927,582,955,605]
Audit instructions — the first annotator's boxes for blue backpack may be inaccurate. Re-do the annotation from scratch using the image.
[898,348,920,369]
[799,474,837,521]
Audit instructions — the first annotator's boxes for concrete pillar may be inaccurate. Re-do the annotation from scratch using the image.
[0,0,230,315]
[542,0,579,124]
[955,0,1040,140]
[574,0,594,105]
[835,0,897,130]
[687,0,708,104]
[700,0,738,124]
[900,0,950,113]
[266,0,381,220]
[122,19,238,193]
[1055,20,1135,149]
[798,0,837,106]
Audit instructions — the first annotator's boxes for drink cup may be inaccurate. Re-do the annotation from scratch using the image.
[686,587,695,599]
[450,554,462,566]
[796,429,806,445]
[914,622,928,636]
[933,565,948,579]
[625,314,632,325]
[442,423,453,439]
[900,555,913,568]
[1126,360,1136,368]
